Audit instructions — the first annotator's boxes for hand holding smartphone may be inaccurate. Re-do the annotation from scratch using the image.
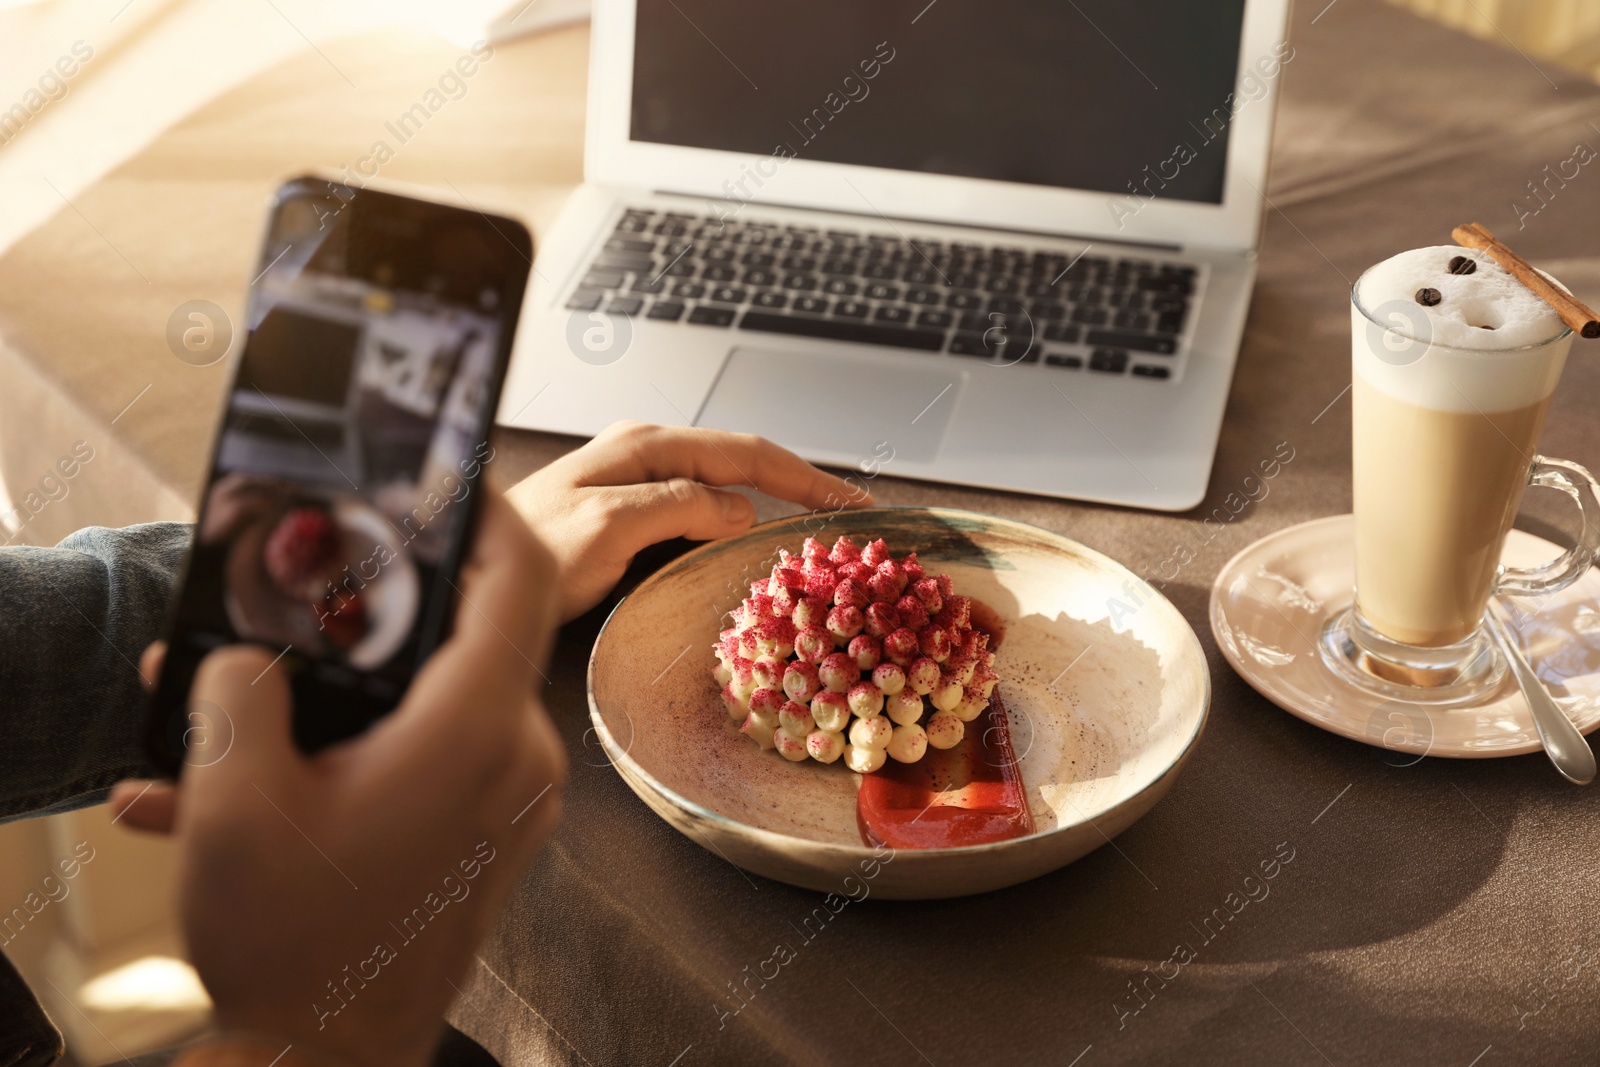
[146,176,532,774]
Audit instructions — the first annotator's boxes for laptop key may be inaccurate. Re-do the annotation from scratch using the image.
[949,332,1000,358]
[794,296,829,315]
[581,270,624,290]
[1045,353,1084,369]
[783,273,819,291]
[874,306,911,324]
[742,252,776,268]
[606,237,656,254]
[915,309,952,328]
[864,283,900,301]
[630,277,666,294]
[1043,322,1081,343]
[945,291,981,310]
[823,278,859,296]
[703,266,736,282]
[1138,275,1194,295]
[1132,364,1171,379]
[594,254,655,274]
[743,269,777,286]
[906,288,940,305]
[1086,329,1176,355]
[688,305,736,327]
[738,311,944,351]
[566,289,604,311]
[647,301,685,321]
[603,296,643,316]
[753,291,789,309]
[833,300,869,318]
[673,282,706,299]
[1072,306,1110,326]
[1089,348,1130,374]
[709,286,747,304]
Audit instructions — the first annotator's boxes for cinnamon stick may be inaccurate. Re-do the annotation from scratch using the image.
[1452,222,1600,339]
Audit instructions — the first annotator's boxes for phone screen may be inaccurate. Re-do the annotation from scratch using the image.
[146,177,532,774]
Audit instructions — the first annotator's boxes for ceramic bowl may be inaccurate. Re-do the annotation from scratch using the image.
[588,507,1209,899]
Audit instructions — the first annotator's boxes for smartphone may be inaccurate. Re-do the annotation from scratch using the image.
[145,176,532,776]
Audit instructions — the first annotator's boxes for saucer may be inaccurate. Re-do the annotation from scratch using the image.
[1209,514,1600,757]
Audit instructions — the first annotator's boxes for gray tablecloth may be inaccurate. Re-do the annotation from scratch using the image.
[2,0,1598,1063]
[451,5,1600,1066]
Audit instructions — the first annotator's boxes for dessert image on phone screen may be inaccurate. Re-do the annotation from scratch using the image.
[163,184,515,694]
[198,213,496,674]
[147,180,530,769]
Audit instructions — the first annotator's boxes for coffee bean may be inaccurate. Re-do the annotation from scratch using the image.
[1447,255,1477,275]
[1416,287,1442,307]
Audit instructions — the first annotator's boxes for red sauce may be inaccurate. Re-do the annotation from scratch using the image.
[856,684,1034,849]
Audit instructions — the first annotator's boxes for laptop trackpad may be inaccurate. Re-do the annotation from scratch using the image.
[697,348,961,464]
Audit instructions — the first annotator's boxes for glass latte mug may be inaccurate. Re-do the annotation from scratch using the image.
[1320,267,1600,704]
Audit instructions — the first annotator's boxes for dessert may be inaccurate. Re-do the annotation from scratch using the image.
[314,589,368,650]
[712,535,999,774]
[856,685,1035,849]
[263,505,343,599]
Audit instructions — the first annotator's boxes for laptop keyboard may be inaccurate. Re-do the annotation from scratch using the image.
[564,208,1199,378]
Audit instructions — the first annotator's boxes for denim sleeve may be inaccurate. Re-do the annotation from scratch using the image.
[0,522,191,823]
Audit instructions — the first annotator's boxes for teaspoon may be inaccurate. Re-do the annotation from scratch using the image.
[1486,607,1595,785]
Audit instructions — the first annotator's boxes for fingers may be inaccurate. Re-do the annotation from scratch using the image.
[588,479,756,548]
[183,645,297,786]
[110,779,178,834]
[445,491,560,675]
[576,423,873,510]
[139,642,167,693]
[370,493,566,809]
[382,491,560,743]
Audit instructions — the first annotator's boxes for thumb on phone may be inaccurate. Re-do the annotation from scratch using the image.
[180,645,300,791]
[111,644,297,834]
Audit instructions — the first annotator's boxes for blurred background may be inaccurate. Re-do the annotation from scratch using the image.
[0,0,1596,1061]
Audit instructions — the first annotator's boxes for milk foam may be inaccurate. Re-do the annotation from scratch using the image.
[1353,246,1572,413]
[1357,245,1563,349]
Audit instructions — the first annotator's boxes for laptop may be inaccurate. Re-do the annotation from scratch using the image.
[498,0,1292,510]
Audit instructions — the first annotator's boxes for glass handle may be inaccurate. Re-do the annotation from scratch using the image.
[1495,455,1600,598]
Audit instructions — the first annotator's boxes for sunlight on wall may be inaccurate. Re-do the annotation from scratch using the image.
[1387,0,1600,81]
[80,954,211,1012]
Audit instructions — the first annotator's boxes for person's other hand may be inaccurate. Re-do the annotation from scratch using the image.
[111,492,565,1067]
[506,421,873,622]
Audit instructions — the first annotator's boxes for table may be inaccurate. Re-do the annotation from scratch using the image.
[4,2,1600,1064]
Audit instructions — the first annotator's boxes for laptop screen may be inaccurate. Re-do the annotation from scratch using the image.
[630,0,1249,207]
